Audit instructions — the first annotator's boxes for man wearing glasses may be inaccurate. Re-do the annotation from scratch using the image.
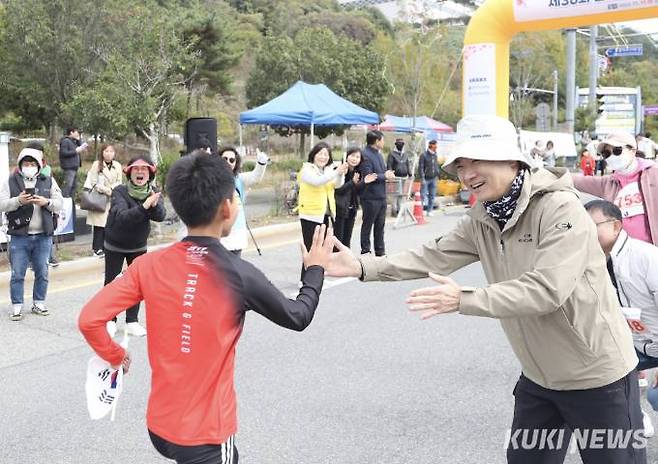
[573,132,658,247]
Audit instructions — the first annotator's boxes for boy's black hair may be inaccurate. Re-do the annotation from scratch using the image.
[307,142,332,164]
[366,130,383,146]
[166,150,236,228]
[65,127,78,136]
[584,199,622,222]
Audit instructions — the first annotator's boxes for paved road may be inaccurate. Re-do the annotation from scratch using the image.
[1,207,657,463]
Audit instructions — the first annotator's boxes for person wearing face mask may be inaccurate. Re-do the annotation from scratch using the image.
[83,144,123,257]
[0,148,63,321]
[326,115,644,463]
[387,138,411,178]
[103,155,166,337]
[297,142,348,280]
[573,132,658,246]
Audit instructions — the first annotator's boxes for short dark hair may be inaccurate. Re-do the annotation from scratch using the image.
[166,151,236,228]
[65,127,78,136]
[428,140,437,146]
[366,130,383,146]
[217,146,241,175]
[584,199,622,222]
[307,142,332,164]
[646,132,652,138]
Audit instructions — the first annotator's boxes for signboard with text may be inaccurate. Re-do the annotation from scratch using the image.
[514,0,657,22]
[605,44,643,58]
[463,43,497,116]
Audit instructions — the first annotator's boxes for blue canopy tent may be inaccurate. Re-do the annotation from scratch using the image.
[239,81,380,145]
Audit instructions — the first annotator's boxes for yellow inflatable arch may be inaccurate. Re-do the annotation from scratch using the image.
[463,0,658,118]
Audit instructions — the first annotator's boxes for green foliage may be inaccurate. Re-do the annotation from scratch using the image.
[245,27,390,138]
[0,0,109,130]
[372,24,464,126]
[156,150,181,193]
[270,157,303,173]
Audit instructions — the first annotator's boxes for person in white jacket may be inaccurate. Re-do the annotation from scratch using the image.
[217,147,268,256]
[586,199,658,435]
[177,147,268,257]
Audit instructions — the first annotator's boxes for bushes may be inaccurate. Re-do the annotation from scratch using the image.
[156,150,180,193]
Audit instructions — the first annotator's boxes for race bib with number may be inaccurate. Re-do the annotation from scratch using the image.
[614,182,645,219]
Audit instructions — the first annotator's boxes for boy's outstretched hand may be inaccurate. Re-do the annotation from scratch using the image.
[301,225,335,270]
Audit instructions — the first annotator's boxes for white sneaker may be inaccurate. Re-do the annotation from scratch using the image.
[126,322,147,337]
[427,210,434,217]
[106,320,117,337]
[643,410,655,438]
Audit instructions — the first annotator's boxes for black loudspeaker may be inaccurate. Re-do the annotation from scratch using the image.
[184,117,217,154]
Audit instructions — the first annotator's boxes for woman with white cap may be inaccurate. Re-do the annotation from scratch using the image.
[326,114,644,463]
[103,155,166,337]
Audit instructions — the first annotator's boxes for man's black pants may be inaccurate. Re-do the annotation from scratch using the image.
[149,430,238,464]
[507,371,646,464]
[360,199,386,256]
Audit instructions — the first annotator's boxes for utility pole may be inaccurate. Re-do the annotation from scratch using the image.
[565,29,576,134]
[589,25,599,119]
[553,69,559,130]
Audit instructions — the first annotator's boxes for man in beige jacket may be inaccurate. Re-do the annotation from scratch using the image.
[327,115,644,464]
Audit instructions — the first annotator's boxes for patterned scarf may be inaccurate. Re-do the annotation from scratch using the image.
[483,168,526,230]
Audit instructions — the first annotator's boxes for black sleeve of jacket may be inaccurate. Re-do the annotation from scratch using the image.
[418,154,425,178]
[334,178,353,195]
[238,261,324,331]
[59,138,77,159]
[406,157,412,177]
[148,194,166,222]
[110,188,149,224]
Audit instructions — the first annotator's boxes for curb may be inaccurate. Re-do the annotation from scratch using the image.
[0,220,302,286]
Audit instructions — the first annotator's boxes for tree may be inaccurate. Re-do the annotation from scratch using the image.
[245,27,390,143]
[86,1,203,164]
[179,3,245,118]
[0,0,109,133]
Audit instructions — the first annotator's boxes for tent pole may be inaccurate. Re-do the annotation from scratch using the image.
[310,123,315,148]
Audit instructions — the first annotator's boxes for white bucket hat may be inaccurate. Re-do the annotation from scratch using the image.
[596,132,637,154]
[442,115,529,175]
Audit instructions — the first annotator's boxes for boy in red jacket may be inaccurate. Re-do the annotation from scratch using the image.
[79,151,334,464]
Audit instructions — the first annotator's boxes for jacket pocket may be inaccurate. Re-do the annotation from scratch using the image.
[556,307,597,364]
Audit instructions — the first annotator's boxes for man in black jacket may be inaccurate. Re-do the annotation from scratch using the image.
[59,127,88,198]
[387,138,411,178]
[418,140,440,216]
[359,130,395,256]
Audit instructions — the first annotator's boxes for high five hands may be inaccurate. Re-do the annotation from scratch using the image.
[406,273,461,320]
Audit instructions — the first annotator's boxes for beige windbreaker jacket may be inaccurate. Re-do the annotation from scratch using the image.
[361,167,637,391]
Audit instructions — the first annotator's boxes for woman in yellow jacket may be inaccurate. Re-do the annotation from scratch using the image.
[298,142,348,280]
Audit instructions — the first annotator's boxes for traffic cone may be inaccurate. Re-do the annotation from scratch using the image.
[413,191,426,225]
